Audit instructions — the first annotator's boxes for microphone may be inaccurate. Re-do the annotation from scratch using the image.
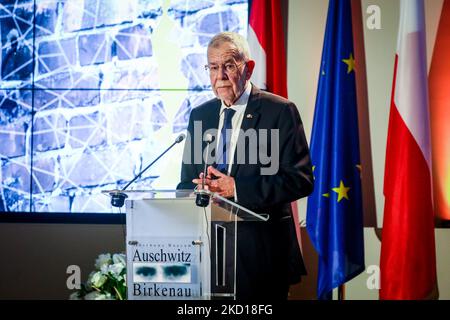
[110,133,186,208]
[195,134,213,207]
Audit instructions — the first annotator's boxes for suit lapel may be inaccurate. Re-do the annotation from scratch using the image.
[230,86,262,177]
[204,99,221,131]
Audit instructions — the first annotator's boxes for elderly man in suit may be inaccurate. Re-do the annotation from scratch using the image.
[177,31,314,300]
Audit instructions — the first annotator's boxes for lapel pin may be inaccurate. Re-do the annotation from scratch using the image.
[246,114,253,119]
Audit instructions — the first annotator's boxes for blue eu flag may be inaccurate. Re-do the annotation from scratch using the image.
[306,0,365,300]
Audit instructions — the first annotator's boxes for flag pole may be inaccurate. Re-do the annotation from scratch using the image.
[338,284,346,300]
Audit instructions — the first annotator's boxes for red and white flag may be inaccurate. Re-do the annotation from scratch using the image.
[248,0,287,98]
[380,0,437,299]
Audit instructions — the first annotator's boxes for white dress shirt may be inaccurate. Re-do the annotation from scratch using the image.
[215,83,252,175]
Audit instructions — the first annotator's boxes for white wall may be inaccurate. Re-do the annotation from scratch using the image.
[287,0,328,227]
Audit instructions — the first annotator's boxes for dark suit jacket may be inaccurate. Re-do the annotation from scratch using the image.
[177,85,314,299]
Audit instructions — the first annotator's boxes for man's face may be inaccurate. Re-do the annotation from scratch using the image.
[207,42,254,106]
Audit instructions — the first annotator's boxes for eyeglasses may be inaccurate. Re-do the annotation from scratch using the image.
[204,61,246,76]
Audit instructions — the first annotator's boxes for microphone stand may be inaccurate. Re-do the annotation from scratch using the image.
[110,134,185,208]
[195,136,213,207]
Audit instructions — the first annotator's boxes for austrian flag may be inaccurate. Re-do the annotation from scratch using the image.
[248,0,287,98]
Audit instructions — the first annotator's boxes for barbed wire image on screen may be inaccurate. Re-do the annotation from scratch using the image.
[0,0,248,213]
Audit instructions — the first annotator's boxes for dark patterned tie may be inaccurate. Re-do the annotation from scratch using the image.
[215,108,236,174]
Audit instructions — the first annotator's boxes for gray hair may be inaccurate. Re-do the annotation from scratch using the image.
[207,32,251,61]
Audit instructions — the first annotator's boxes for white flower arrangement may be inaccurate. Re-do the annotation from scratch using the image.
[70,253,127,300]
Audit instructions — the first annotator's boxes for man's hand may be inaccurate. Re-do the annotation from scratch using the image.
[192,172,211,191]
[192,166,235,198]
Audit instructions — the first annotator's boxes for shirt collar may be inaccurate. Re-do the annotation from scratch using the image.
[219,83,252,114]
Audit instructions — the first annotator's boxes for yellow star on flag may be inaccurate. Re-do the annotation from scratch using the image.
[332,180,350,202]
[342,53,355,74]
[323,193,330,198]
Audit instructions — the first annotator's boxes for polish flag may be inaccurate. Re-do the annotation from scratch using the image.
[429,0,450,223]
[380,0,437,299]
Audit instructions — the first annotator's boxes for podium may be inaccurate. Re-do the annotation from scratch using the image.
[115,190,268,300]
